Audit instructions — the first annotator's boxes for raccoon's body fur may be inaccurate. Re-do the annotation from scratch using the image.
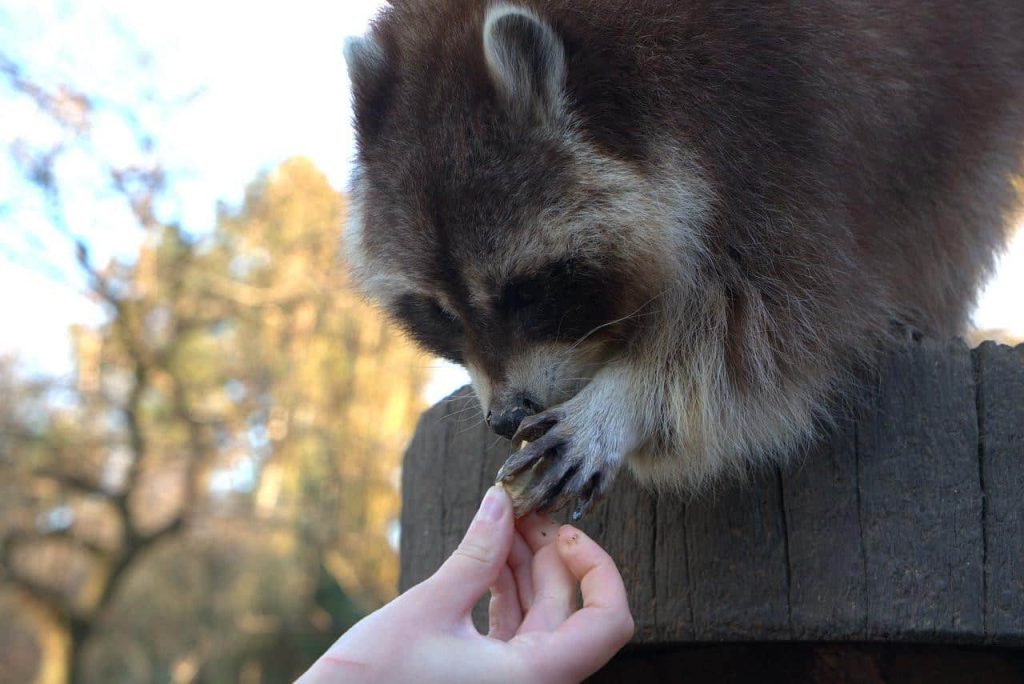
[345,0,1024,516]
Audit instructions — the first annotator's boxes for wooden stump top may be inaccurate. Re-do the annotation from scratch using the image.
[399,340,1024,646]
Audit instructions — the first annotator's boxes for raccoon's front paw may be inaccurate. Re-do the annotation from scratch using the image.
[495,408,620,521]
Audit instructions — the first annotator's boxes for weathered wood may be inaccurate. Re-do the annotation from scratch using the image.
[653,493,694,642]
[682,470,791,640]
[398,399,450,592]
[591,643,1024,683]
[782,414,867,639]
[400,340,1024,645]
[855,340,984,640]
[976,342,1024,644]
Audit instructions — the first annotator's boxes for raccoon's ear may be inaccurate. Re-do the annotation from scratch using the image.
[483,5,566,123]
[345,34,392,142]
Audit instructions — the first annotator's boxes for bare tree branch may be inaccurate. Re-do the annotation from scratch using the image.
[205,276,312,308]
[0,53,91,134]
[0,533,79,619]
[35,470,109,499]
[3,528,109,559]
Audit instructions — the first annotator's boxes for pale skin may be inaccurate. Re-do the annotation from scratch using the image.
[297,486,635,684]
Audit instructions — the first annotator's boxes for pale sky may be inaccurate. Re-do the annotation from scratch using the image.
[0,0,1020,405]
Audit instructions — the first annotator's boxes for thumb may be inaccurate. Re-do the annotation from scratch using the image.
[427,486,515,617]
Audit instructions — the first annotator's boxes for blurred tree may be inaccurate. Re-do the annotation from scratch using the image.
[1,160,431,682]
[214,158,430,604]
[1,30,430,684]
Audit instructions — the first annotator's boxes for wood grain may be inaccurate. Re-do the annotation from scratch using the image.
[399,341,1024,644]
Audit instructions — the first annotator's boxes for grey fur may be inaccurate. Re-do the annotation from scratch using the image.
[483,5,566,123]
[344,0,1024,512]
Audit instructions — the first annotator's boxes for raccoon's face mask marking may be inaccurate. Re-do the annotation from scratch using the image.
[387,257,624,428]
[345,5,671,437]
[392,259,618,362]
[391,294,465,365]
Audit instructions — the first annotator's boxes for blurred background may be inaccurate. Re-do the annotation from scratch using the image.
[0,1,1020,682]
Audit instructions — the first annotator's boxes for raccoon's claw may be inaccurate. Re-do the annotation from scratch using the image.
[571,473,604,521]
[496,409,617,519]
[496,432,562,483]
[511,412,559,446]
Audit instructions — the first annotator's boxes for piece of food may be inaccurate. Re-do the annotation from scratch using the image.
[496,442,549,518]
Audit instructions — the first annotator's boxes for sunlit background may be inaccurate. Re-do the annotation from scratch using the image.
[2,0,1022,394]
[0,0,471,405]
[1,2,465,682]
[0,1,1021,682]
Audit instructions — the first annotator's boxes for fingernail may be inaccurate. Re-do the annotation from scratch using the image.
[476,486,506,522]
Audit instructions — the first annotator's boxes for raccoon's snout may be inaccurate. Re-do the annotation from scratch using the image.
[486,394,542,439]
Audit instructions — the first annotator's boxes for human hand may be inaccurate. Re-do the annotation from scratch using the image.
[297,485,634,684]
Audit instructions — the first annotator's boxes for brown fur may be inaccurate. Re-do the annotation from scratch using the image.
[345,0,1024,512]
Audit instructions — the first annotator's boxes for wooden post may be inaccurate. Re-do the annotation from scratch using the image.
[399,340,1024,679]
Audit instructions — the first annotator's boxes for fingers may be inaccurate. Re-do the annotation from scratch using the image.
[507,529,535,613]
[488,564,522,641]
[518,525,634,682]
[557,526,631,626]
[490,527,538,640]
[516,515,577,633]
[516,512,561,552]
[427,486,515,618]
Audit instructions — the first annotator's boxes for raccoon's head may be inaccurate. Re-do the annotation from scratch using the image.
[344,2,709,438]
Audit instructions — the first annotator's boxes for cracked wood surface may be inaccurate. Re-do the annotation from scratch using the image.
[399,340,1024,644]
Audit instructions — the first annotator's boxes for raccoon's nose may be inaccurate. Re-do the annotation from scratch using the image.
[487,408,528,439]
[486,397,541,440]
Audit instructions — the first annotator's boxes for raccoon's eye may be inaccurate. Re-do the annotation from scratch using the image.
[502,278,545,312]
[500,260,573,315]
[429,299,460,324]
[502,258,619,343]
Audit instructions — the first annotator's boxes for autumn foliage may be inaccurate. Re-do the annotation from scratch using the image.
[0,159,431,682]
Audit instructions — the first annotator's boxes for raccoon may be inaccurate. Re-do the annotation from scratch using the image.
[344,0,1024,517]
